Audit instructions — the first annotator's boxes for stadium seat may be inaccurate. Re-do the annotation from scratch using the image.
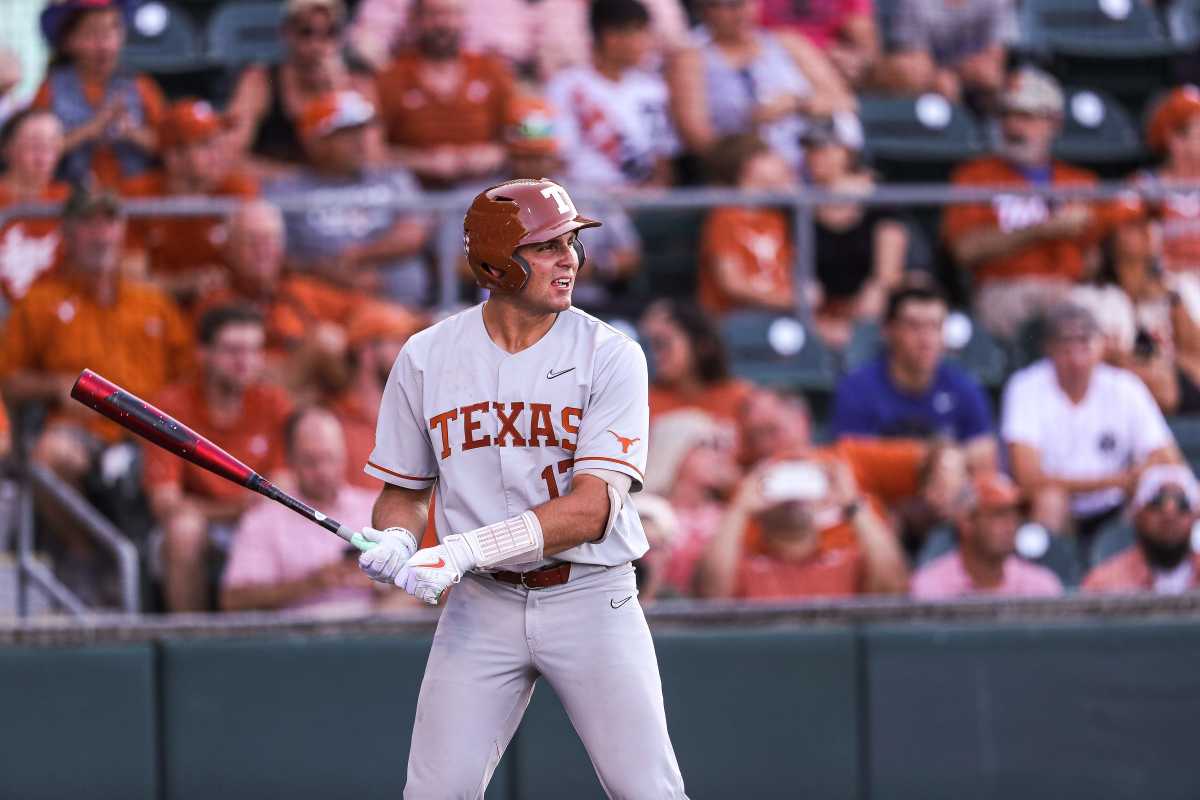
[1053,87,1145,170]
[720,311,839,392]
[858,94,985,181]
[1018,0,1176,113]
[121,1,206,73]
[1167,416,1200,474]
[1089,518,1134,568]
[207,1,286,66]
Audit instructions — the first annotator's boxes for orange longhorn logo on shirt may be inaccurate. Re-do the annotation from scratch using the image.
[608,430,640,454]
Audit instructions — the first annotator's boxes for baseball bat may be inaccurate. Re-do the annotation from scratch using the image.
[70,369,374,551]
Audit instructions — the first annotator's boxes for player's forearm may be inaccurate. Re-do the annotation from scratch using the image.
[531,474,611,555]
[372,482,432,536]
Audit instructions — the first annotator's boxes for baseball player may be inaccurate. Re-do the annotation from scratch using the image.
[354,178,687,798]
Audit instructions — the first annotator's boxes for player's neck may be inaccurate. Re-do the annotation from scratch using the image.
[482,298,558,354]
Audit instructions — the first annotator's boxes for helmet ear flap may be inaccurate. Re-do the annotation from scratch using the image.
[572,238,586,271]
[510,252,532,291]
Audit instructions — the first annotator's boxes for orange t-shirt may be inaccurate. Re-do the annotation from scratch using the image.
[735,547,864,600]
[0,274,193,440]
[195,275,367,354]
[121,171,259,278]
[143,380,292,501]
[327,391,384,492]
[33,73,166,189]
[649,379,755,423]
[942,156,1099,284]
[375,51,514,149]
[698,207,794,315]
[741,437,925,556]
[0,182,70,300]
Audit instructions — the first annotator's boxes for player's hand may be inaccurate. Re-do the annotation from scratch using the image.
[356,526,417,584]
[395,537,476,605]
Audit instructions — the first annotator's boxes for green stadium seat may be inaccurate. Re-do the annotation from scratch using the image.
[720,311,839,392]
[1053,87,1145,170]
[858,95,985,181]
[207,1,285,66]
[1019,0,1176,113]
[1168,415,1200,474]
[122,1,205,73]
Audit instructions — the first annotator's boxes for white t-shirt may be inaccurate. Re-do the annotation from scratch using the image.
[366,304,650,567]
[1001,360,1174,516]
[546,65,679,189]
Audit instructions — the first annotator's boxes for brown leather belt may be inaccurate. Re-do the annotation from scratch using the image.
[491,562,572,590]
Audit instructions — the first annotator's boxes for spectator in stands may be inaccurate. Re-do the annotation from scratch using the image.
[0,108,69,301]
[894,438,970,557]
[33,0,163,187]
[679,0,855,169]
[698,134,796,316]
[221,407,379,613]
[228,0,375,170]
[267,91,431,303]
[1139,86,1200,275]
[830,282,997,470]
[0,183,191,485]
[348,0,691,82]
[802,113,908,348]
[942,67,1100,340]
[877,0,1008,111]
[1083,465,1200,595]
[911,472,1063,599]
[545,0,680,189]
[373,0,513,188]
[502,95,643,314]
[145,305,292,612]
[0,47,28,129]
[758,0,879,89]
[696,457,909,600]
[324,302,424,490]
[1003,303,1179,543]
[643,410,742,596]
[0,183,191,602]
[1071,196,1200,415]
[122,99,259,305]
[640,298,754,444]
[630,493,681,603]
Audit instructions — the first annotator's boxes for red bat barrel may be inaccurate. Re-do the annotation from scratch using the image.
[70,369,257,487]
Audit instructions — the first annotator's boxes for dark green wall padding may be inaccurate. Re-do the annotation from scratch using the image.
[3,619,1200,799]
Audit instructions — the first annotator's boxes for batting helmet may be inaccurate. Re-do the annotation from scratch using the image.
[463,178,601,292]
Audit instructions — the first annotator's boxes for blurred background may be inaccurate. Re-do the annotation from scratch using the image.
[3,0,1200,797]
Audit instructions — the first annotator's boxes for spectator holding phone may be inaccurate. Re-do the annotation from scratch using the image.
[696,457,909,600]
[221,406,383,613]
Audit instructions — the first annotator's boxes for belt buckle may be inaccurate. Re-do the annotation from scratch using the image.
[519,570,537,590]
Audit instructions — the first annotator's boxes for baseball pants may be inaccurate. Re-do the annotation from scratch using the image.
[404,562,687,799]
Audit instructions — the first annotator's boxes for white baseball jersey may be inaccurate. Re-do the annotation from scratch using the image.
[545,65,680,188]
[365,303,650,567]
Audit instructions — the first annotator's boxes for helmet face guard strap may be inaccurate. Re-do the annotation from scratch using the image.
[463,179,600,293]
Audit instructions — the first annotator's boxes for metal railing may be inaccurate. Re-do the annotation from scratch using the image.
[0,178,1181,317]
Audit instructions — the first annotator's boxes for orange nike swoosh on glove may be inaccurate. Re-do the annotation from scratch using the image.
[412,557,446,569]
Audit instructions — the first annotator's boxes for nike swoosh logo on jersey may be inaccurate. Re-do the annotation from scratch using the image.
[547,367,576,380]
[413,557,446,569]
[610,595,633,609]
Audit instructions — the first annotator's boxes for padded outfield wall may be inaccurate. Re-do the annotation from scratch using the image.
[2,595,1199,800]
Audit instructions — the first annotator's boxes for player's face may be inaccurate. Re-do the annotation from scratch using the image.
[205,323,266,394]
[4,113,63,185]
[513,230,581,313]
[227,206,285,291]
[66,211,125,276]
[968,506,1021,561]
[290,414,347,503]
[1047,326,1101,384]
[885,299,946,377]
[65,9,124,78]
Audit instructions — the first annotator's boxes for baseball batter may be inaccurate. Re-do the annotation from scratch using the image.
[354,178,687,798]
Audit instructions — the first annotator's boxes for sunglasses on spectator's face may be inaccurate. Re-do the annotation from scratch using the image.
[1147,490,1192,513]
[292,24,341,40]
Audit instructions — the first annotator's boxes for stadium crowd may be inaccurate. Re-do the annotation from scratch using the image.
[2,0,1200,614]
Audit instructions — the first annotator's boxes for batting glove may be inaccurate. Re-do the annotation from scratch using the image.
[395,536,477,605]
[356,526,418,584]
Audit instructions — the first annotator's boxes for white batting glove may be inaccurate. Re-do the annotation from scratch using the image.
[395,536,477,605]
[356,526,418,584]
